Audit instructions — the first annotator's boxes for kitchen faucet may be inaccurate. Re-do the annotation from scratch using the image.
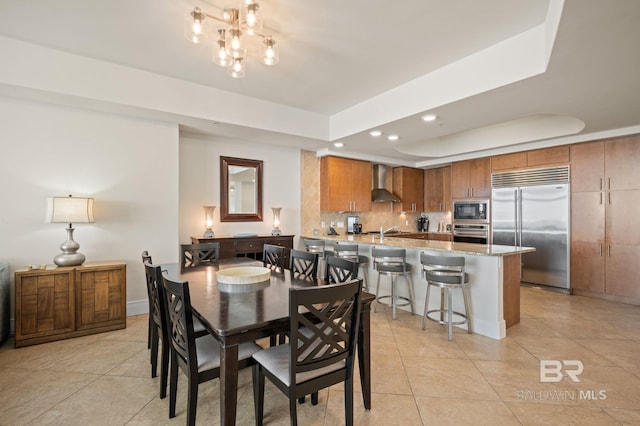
[383,226,398,234]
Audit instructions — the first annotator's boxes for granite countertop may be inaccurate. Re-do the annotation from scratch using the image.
[305,234,535,257]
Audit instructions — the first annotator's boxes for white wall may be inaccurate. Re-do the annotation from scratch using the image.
[0,96,180,318]
[179,135,301,242]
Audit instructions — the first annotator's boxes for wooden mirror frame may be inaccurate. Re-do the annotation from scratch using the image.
[220,156,263,222]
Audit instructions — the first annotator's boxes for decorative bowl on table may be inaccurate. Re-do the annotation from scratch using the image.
[216,266,271,292]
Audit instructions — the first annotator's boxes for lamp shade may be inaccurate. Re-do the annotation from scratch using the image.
[46,197,95,224]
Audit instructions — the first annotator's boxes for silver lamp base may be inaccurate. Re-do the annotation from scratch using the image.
[203,228,215,238]
[54,226,86,267]
[271,229,281,236]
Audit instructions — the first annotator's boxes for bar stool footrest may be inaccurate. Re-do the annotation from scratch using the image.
[376,295,412,308]
[425,309,468,326]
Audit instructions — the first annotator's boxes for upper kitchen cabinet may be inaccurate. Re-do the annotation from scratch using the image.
[424,166,451,212]
[451,158,490,199]
[320,156,372,212]
[571,141,605,192]
[393,167,424,212]
[571,135,640,192]
[605,134,640,190]
[491,146,570,172]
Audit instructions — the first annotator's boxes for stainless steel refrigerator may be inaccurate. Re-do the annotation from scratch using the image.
[491,167,570,290]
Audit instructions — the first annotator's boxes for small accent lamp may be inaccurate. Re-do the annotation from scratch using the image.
[271,207,281,236]
[46,195,95,267]
[203,206,216,238]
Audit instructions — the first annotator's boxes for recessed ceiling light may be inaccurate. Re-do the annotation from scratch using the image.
[421,114,437,122]
[333,142,344,147]
[369,130,382,137]
[387,134,399,141]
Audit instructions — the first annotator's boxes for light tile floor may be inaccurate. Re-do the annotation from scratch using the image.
[1,287,640,425]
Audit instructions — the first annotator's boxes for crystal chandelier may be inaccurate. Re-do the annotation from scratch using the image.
[184,2,279,78]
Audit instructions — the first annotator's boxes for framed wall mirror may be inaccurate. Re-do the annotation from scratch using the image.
[220,156,263,222]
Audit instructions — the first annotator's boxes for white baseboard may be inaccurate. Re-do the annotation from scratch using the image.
[127,299,150,317]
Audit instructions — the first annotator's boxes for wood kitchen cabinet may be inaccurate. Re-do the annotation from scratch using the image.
[424,166,451,211]
[451,158,490,199]
[15,261,126,347]
[393,167,424,212]
[320,156,372,212]
[570,134,640,304]
[491,146,570,171]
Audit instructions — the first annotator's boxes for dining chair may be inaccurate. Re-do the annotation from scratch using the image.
[180,242,220,269]
[263,243,286,271]
[161,274,261,426]
[324,255,359,284]
[141,250,153,349]
[143,261,171,398]
[252,279,363,426]
[289,249,319,280]
[143,261,210,399]
[333,243,369,290]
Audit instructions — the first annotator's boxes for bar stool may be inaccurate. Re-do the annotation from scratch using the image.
[371,247,414,320]
[303,238,331,278]
[420,253,473,341]
[334,243,369,291]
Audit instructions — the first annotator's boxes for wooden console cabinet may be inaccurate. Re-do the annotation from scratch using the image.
[14,261,126,348]
[191,235,294,266]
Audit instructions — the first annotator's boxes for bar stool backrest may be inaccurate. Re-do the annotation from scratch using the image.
[420,253,466,283]
[372,247,407,272]
[303,238,326,255]
[334,243,359,261]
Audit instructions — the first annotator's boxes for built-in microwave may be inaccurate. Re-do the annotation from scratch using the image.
[453,200,490,223]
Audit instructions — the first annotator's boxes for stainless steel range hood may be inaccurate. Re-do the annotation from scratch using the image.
[372,164,401,202]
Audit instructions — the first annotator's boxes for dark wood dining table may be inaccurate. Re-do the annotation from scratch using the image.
[162,259,374,426]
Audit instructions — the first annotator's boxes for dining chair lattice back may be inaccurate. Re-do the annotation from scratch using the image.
[263,243,286,271]
[289,249,319,281]
[142,250,154,350]
[180,242,220,269]
[161,275,261,426]
[334,243,369,290]
[252,279,363,426]
[324,255,359,284]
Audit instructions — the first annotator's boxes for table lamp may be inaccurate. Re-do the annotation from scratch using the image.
[46,195,95,266]
[271,207,281,236]
[203,205,215,238]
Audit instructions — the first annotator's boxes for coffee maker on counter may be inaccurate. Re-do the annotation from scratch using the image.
[347,216,362,234]
[417,215,429,232]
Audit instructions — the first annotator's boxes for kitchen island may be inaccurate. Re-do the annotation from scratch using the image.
[303,234,534,340]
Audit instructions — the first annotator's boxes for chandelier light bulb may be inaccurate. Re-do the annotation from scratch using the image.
[225,28,246,58]
[262,36,279,66]
[228,58,245,78]
[192,21,202,35]
[185,7,209,44]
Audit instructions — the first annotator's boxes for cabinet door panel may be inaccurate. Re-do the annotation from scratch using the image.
[571,192,604,243]
[424,168,443,211]
[76,266,126,330]
[527,146,570,167]
[571,142,604,192]
[605,244,640,300]
[605,135,640,190]
[491,152,527,171]
[451,161,470,199]
[16,271,75,339]
[351,160,372,211]
[606,190,640,245]
[469,158,491,198]
[570,241,604,293]
[320,156,351,211]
